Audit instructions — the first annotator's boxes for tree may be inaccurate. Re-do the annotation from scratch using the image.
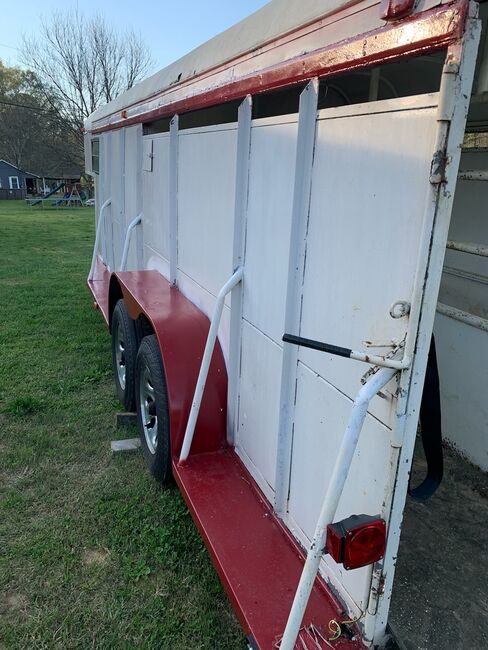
[0,60,81,175]
[22,9,153,147]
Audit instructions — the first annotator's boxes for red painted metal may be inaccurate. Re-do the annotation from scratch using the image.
[87,260,227,457]
[88,262,368,646]
[87,256,110,324]
[90,1,467,136]
[173,448,366,650]
[379,0,416,21]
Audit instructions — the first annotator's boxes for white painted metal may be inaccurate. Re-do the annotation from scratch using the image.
[179,267,243,463]
[274,80,318,516]
[298,94,439,433]
[434,310,488,471]
[228,96,252,442]
[458,169,488,180]
[169,115,179,285]
[372,24,481,645]
[280,367,398,650]
[177,125,237,299]
[437,301,488,332]
[109,129,126,271]
[124,124,143,271]
[235,113,299,498]
[88,198,112,280]
[119,213,142,272]
[142,134,171,270]
[435,147,488,470]
[446,239,488,257]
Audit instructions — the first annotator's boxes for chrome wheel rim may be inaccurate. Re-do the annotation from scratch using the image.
[139,364,157,454]
[114,320,126,390]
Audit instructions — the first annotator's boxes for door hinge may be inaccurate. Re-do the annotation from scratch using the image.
[430,149,448,184]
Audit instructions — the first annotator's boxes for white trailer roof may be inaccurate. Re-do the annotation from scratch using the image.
[87,0,358,126]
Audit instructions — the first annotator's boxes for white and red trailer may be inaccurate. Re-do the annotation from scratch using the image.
[84,0,488,647]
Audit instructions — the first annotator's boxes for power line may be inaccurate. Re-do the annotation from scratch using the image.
[0,98,47,114]
[0,42,20,52]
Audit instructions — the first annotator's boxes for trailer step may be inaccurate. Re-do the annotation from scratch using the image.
[173,449,365,650]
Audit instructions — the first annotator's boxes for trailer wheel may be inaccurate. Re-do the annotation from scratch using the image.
[111,299,138,412]
[135,335,172,484]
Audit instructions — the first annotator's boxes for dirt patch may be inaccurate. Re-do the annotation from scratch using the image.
[1,592,28,614]
[82,548,110,566]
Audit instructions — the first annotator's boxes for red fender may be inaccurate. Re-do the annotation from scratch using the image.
[88,259,227,457]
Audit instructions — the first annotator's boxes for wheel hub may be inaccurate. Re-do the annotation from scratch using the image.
[139,364,158,454]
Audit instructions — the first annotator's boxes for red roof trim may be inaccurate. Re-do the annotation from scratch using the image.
[90,1,466,135]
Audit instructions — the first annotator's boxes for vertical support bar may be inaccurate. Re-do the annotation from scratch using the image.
[169,115,179,285]
[368,67,381,101]
[119,128,126,269]
[103,132,113,271]
[369,21,481,646]
[135,123,144,270]
[274,79,319,517]
[227,95,252,443]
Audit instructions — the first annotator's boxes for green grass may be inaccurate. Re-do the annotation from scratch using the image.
[0,201,244,649]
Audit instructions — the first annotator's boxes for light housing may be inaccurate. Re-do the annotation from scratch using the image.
[326,514,386,570]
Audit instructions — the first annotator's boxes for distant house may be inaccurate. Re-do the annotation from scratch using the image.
[0,160,41,200]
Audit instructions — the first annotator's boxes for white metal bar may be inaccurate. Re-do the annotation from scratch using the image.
[135,123,144,270]
[119,213,142,271]
[228,96,252,443]
[371,24,481,646]
[274,79,319,517]
[458,170,488,181]
[119,129,127,269]
[437,302,488,332]
[169,115,179,285]
[88,198,111,281]
[446,239,488,257]
[280,366,398,650]
[179,267,244,463]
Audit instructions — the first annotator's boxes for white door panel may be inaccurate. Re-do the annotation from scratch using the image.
[236,320,282,499]
[299,101,439,427]
[177,127,237,299]
[243,120,298,343]
[142,135,171,266]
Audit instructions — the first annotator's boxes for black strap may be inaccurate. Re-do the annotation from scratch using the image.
[408,336,443,500]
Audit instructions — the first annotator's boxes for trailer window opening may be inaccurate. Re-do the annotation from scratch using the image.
[317,51,445,110]
[143,117,171,135]
[252,84,305,119]
[140,52,445,136]
[91,138,100,174]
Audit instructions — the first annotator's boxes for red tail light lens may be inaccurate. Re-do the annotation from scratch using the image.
[326,515,386,570]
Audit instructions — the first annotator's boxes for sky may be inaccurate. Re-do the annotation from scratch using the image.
[0,0,270,71]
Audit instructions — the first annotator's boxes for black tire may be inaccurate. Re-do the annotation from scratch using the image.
[111,299,138,412]
[135,335,172,484]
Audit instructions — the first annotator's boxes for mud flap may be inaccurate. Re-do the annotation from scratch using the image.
[408,336,444,500]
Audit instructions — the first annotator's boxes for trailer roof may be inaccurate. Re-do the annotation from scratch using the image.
[86,0,359,127]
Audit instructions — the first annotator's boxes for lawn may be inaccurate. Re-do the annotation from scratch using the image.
[0,201,244,649]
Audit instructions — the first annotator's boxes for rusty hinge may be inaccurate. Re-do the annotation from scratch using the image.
[430,149,448,184]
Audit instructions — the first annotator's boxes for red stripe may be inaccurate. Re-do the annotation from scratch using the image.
[90,1,466,135]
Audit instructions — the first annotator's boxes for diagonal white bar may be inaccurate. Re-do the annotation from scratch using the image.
[279,366,398,650]
[179,267,244,463]
[88,197,112,280]
[119,213,142,271]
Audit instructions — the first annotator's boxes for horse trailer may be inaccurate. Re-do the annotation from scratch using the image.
[84,0,488,647]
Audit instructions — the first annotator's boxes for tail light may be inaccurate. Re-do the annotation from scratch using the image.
[326,514,386,570]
